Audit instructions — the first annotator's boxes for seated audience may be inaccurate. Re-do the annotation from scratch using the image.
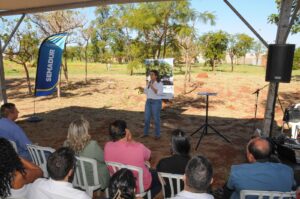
[157,129,191,197]
[0,137,42,199]
[0,103,32,161]
[108,168,138,199]
[64,117,110,189]
[223,137,294,199]
[172,155,214,199]
[104,120,161,198]
[26,147,91,199]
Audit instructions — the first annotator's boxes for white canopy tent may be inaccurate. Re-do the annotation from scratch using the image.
[0,0,169,16]
[0,0,298,136]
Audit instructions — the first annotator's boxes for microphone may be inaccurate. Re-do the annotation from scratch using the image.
[148,81,152,89]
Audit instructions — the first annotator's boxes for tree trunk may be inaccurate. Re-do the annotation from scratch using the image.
[212,59,215,71]
[63,55,69,84]
[85,44,88,84]
[57,67,62,98]
[188,59,192,82]
[243,56,246,65]
[130,69,133,76]
[23,63,32,95]
[183,52,189,94]
[230,54,234,72]
[163,32,167,58]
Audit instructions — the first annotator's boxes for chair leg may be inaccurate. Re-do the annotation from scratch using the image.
[147,191,151,199]
[291,124,298,139]
[105,188,109,198]
[87,188,93,198]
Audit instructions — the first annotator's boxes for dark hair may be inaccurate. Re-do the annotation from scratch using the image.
[185,156,213,192]
[0,138,25,198]
[47,147,76,181]
[150,70,160,82]
[109,120,127,142]
[109,168,136,199]
[0,103,16,118]
[248,138,271,161]
[171,129,191,156]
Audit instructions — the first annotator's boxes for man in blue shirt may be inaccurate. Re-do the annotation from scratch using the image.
[0,103,32,161]
[224,137,294,199]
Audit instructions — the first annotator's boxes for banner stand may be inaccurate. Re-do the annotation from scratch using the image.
[27,97,43,123]
[26,33,68,122]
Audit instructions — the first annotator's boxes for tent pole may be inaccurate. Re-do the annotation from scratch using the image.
[223,0,268,47]
[263,0,293,137]
[0,14,25,105]
[0,40,7,104]
[2,14,25,52]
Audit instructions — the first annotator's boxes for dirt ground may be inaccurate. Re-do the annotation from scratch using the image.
[6,72,300,189]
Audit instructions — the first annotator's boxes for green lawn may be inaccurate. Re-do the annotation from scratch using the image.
[3,60,300,78]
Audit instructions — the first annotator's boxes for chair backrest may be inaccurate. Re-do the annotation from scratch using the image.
[240,190,296,199]
[9,140,18,153]
[26,144,55,178]
[73,156,101,197]
[105,161,145,193]
[158,172,184,199]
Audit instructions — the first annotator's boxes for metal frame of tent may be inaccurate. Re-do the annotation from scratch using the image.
[0,0,299,136]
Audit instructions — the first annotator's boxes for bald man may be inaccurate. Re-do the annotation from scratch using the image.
[223,138,294,199]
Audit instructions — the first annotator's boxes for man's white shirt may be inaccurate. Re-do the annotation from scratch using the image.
[26,178,91,199]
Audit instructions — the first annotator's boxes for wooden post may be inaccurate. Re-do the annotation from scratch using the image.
[0,40,7,104]
[263,0,293,136]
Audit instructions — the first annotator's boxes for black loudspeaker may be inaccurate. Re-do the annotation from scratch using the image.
[265,44,295,83]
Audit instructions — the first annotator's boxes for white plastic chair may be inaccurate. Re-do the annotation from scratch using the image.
[158,172,184,199]
[105,161,151,199]
[282,103,300,139]
[26,144,55,178]
[240,190,296,199]
[9,140,18,153]
[73,156,102,197]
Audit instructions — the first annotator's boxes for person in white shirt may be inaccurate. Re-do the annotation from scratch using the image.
[26,147,91,199]
[141,70,164,140]
[172,156,214,199]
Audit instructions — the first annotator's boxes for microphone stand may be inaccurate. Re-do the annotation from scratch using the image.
[252,84,269,132]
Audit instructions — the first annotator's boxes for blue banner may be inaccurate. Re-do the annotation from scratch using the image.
[35,33,68,96]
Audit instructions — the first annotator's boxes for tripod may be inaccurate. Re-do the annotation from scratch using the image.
[252,84,284,132]
[191,92,231,150]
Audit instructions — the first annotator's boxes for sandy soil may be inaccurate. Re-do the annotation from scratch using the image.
[6,72,300,189]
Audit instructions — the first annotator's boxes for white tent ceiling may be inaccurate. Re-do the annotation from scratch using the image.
[0,0,171,16]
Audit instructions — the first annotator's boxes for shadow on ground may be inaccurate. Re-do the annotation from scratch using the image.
[19,105,267,188]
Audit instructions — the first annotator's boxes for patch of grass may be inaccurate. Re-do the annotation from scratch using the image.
[3,59,300,78]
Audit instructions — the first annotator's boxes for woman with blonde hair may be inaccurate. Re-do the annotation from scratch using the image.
[64,117,110,189]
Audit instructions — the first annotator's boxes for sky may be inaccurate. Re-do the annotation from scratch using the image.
[79,0,299,47]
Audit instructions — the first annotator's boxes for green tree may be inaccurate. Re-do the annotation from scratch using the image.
[90,30,101,62]
[5,32,39,94]
[227,34,239,71]
[293,47,300,70]
[235,34,254,64]
[200,31,229,71]
[81,27,93,83]
[93,6,113,63]
[127,40,146,75]
[123,1,207,59]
